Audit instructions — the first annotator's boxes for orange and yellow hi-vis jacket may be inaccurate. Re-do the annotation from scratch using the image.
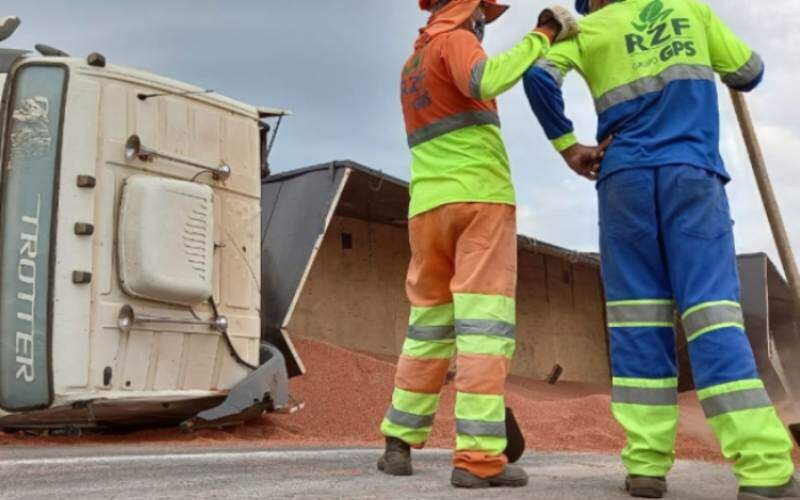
[402,0,551,217]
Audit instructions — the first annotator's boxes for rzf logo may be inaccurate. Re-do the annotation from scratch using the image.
[625,0,695,63]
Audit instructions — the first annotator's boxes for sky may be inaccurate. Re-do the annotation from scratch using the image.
[3,0,798,269]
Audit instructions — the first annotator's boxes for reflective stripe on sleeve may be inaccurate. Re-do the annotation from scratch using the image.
[535,58,564,87]
[470,59,487,100]
[722,52,764,88]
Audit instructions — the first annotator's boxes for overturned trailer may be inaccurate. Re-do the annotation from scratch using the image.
[262,161,800,408]
[262,161,610,385]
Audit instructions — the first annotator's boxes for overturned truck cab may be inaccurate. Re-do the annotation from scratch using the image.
[0,46,300,429]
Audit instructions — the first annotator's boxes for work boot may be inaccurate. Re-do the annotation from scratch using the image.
[377,437,413,476]
[625,475,668,498]
[450,464,529,488]
[739,478,800,499]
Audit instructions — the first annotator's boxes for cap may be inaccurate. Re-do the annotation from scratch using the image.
[420,0,509,24]
[482,0,510,23]
[575,0,590,15]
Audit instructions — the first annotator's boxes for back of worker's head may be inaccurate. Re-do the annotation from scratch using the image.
[575,0,613,15]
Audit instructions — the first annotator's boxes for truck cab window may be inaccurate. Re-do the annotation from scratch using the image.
[0,65,66,411]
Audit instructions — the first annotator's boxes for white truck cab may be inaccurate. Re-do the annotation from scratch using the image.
[0,32,296,428]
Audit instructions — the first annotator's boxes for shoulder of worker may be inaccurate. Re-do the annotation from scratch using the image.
[576,0,707,26]
[571,0,622,28]
[548,4,619,51]
[437,29,486,64]
[560,0,715,49]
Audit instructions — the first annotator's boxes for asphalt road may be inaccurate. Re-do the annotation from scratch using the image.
[0,446,738,499]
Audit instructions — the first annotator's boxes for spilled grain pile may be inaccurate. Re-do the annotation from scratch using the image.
[256,338,720,460]
[0,338,724,462]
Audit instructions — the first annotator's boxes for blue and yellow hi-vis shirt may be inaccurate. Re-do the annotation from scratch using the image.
[523,0,764,181]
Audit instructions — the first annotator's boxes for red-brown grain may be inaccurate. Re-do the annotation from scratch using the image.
[0,337,789,465]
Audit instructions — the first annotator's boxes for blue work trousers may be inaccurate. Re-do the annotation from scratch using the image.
[598,165,793,486]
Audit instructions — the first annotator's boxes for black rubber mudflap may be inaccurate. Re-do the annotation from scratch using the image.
[503,407,525,463]
[790,423,800,447]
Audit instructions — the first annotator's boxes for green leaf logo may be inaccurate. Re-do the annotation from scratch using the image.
[632,0,674,31]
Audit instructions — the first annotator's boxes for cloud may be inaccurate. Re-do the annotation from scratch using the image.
[2,0,797,270]
[493,0,800,270]
[516,176,599,251]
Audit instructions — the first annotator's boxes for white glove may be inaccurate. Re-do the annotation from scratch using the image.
[538,6,580,43]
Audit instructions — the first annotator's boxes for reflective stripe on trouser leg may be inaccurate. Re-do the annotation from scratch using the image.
[607,299,679,477]
[453,293,515,460]
[611,377,679,478]
[445,204,517,478]
[698,379,793,487]
[656,167,795,486]
[686,317,795,488]
[681,300,744,342]
[598,170,681,479]
[607,299,675,329]
[381,303,455,445]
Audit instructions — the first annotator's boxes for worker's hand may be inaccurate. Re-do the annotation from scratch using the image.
[536,6,580,44]
[560,136,613,181]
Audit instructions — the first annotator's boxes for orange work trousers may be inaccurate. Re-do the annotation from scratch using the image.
[381,202,518,478]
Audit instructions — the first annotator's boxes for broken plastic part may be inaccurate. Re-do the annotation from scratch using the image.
[35,44,69,57]
[274,399,305,415]
[76,175,96,188]
[184,343,290,427]
[72,271,92,284]
[86,52,106,67]
[74,222,94,235]
[137,89,213,101]
[0,16,20,42]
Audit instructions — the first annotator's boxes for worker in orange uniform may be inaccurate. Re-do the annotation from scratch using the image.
[377,0,579,489]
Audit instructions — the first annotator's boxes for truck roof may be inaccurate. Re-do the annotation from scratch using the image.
[1,48,290,120]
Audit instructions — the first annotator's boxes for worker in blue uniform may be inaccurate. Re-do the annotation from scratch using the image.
[522,0,798,499]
